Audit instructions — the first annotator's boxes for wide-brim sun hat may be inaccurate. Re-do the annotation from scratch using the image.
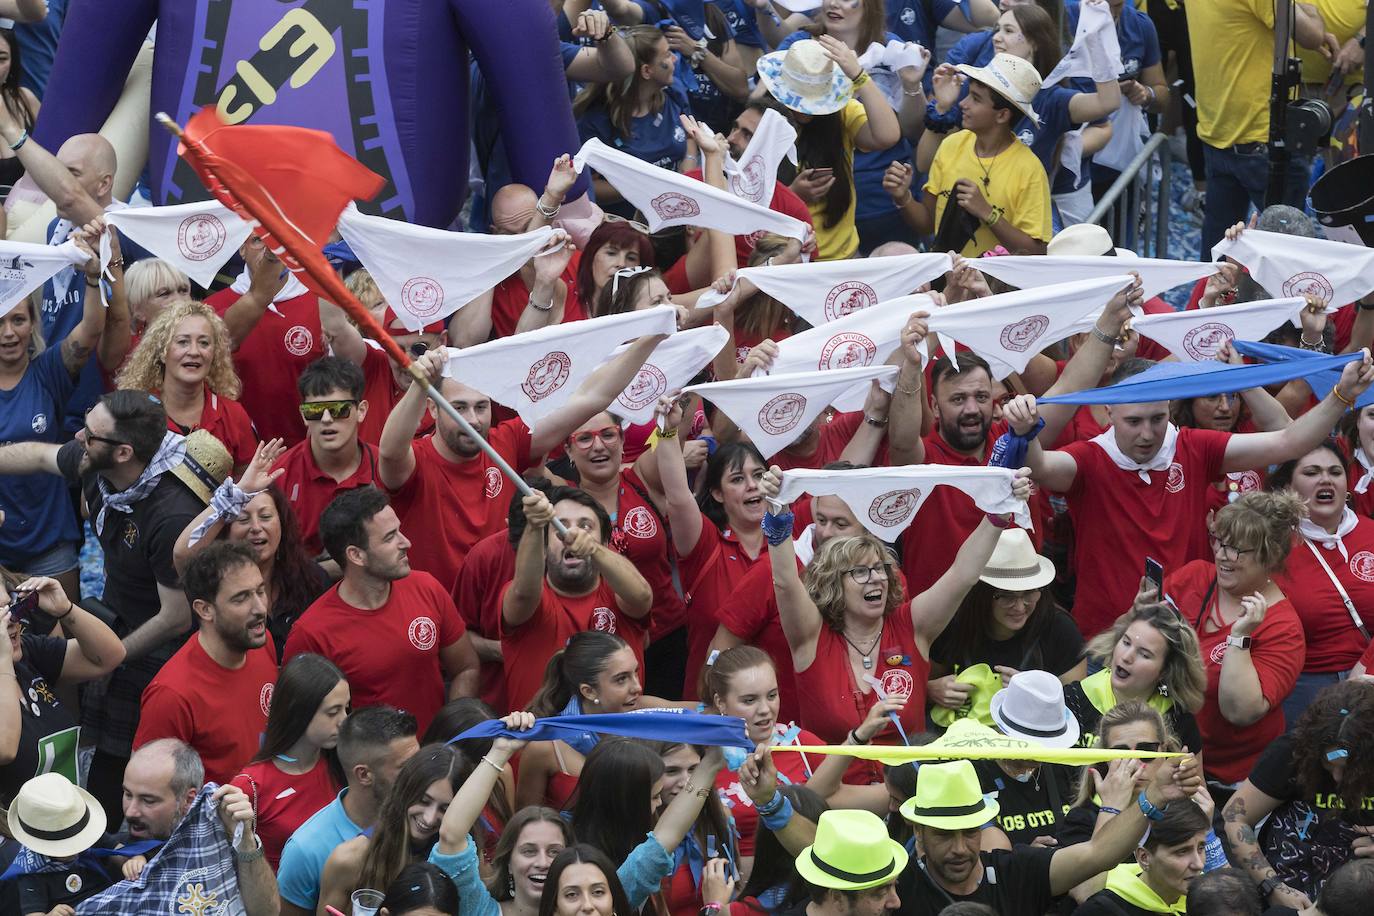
[757,39,854,117]
[900,759,1000,831]
[170,428,233,504]
[989,669,1081,749]
[979,528,1055,592]
[796,809,909,890]
[8,772,108,858]
[955,52,1042,126]
[1047,223,1136,258]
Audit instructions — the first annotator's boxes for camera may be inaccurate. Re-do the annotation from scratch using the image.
[1285,98,1333,157]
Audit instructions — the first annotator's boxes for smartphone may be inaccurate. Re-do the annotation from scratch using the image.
[809,167,834,178]
[1144,557,1164,594]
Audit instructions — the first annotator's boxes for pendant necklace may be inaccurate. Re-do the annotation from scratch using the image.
[843,625,883,670]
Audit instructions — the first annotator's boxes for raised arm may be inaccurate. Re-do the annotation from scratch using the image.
[1004,396,1081,493]
[318,298,366,366]
[501,493,555,630]
[0,119,104,224]
[450,288,495,348]
[379,350,447,491]
[749,0,812,49]
[1067,77,1124,125]
[514,232,577,335]
[223,245,288,347]
[759,466,824,666]
[61,220,113,378]
[436,714,533,855]
[564,11,636,83]
[563,524,653,618]
[655,395,706,556]
[737,745,819,857]
[650,746,727,851]
[942,0,999,30]
[838,382,893,467]
[819,36,900,152]
[1037,277,1141,444]
[887,311,931,466]
[173,439,286,574]
[529,330,668,455]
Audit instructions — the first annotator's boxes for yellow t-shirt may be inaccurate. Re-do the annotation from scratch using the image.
[803,99,867,262]
[1297,0,1365,86]
[1187,0,1280,148]
[923,130,1052,258]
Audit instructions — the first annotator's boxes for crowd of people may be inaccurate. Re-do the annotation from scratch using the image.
[0,0,1372,915]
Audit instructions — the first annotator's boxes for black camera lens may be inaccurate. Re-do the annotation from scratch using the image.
[409,341,430,358]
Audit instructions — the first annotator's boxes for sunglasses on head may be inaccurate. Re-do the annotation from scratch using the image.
[569,426,622,450]
[299,400,358,421]
[603,213,651,234]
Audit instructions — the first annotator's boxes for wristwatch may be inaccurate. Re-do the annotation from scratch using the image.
[1226,634,1253,650]
[1258,876,1284,900]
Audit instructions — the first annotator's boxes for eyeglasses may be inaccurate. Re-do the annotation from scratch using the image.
[993,589,1041,608]
[603,213,651,234]
[569,426,622,450]
[1209,535,1255,561]
[80,409,125,447]
[299,400,358,421]
[1108,742,1161,753]
[846,564,888,585]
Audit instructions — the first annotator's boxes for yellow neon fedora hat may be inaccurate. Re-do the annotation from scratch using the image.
[900,759,1000,831]
[795,809,909,891]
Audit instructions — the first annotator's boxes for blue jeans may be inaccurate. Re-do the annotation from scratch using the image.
[1199,142,1311,259]
[1281,669,1349,732]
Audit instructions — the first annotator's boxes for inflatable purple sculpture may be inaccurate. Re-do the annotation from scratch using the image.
[35,0,588,226]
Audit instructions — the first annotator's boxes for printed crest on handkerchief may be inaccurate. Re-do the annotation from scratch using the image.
[0,256,37,300]
[869,488,921,528]
[759,393,808,435]
[523,351,573,402]
[819,332,878,370]
[999,314,1050,353]
[731,157,768,202]
[620,364,668,412]
[177,214,227,261]
[1281,271,1335,301]
[1182,323,1234,360]
[825,281,879,320]
[651,192,701,220]
[402,276,445,318]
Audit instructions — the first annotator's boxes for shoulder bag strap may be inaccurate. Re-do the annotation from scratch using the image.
[1304,539,1371,642]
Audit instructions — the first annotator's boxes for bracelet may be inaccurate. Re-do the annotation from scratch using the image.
[759,793,794,830]
[1091,326,1121,347]
[479,755,505,775]
[851,71,871,89]
[1138,792,1166,821]
[757,790,786,816]
[233,833,266,863]
[701,905,723,916]
[761,509,795,546]
[527,295,554,312]
[535,196,561,219]
[1298,335,1330,353]
[1099,805,1122,816]
[680,154,700,164]
[895,377,921,395]
[9,130,26,152]
[903,86,924,97]
[864,414,888,427]
[983,207,1002,228]
[985,512,1015,529]
[85,275,101,288]
[847,728,870,745]
[107,257,124,271]
[1145,85,1157,106]
[691,783,713,799]
[55,601,74,621]
[656,426,678,440]
[1332,383,1356,408]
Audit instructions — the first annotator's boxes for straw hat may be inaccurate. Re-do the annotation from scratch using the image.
[757,40,854,116]
[8,772,107,858]
[171,429,232,504]
[795,809,908,890]
[978,528,1055,592]
[900,759,1000,831]
[955,53,1042,126]
[1047,223,1136,259]
[989,669,1081,749]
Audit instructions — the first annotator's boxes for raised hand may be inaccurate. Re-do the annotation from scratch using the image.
[522,491,555,529]
[239,438,287,493]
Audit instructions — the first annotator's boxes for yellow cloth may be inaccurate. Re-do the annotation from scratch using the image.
[804,99,867,262]
[1103,864,1188,914]
[930,663,1001,728]
[1187,0,1284,148]
[1297,0,1365,86]
[924,130,1051,258]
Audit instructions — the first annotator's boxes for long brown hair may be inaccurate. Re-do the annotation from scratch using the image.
[735,236,796,342]
[573,25,668,138]
[356,745,468,895]
[1008,4,1064,79]
[804,0,887,50]
[486,807,575,901]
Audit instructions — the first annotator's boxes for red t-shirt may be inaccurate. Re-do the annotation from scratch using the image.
[500,579,650,712]
[272,440,380,556]
[795,606,928,785]
[165,388,258,470]
[715,726,826,855]
[231,757,340,870]
[134,633,279,784]
[1273,523,1374,672]
[283,572,466,734]
[610,469,686,640]
[207,288,326,446]
[771,411,867,473]
[452,530,516,712]
[1164,559,1305,784]
[715,558,803,726]
[357,344,435,447]
[388,421,534,591]
[678,171,813,267]
[490,255,585,340]
[679,520,767,699]
[1060,427,1232,637]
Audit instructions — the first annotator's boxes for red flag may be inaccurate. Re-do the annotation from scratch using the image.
[171,107,407,366]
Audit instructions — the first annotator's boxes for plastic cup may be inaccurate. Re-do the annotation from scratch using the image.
[351,888,386,916]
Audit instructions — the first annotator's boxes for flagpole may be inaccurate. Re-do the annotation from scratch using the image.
[156,112,568,538]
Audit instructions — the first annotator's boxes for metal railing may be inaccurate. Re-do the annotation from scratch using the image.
[1086,132,1172,257]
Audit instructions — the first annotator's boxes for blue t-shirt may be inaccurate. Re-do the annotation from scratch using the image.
[886,0,960,47]
[1014,82,1099,195]
[946,29,996,70]
[13,0,67,98]
[712,0,765,49]
[577,83,691,172]
[277,790,366,910]
[0,345,80,564]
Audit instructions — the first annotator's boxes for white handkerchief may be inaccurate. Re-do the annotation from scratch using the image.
[573,139,808,240]
[0,240,89,319]
[1353,448,1374,495]
[1211,228,1374,307]
[1299,507,1359,562]
[925,274,1137,377]
[724,109,798,207]
[1090,422,1179,484]
[1045,0,1122,86]
[686,365,898,460]
[1094,101,1149,174]
[1058,125,1086,185]
[763,296,934,410]
[974,255,1219,301]
[229,266,309,303]
[1132,297,1308,361]
[612,325,730,424]
[696,253,952,325]
[444,305,677,427]
[775,465,1031,541]
[338,203,559,332]
[105,201,253,288]
[771,0,820,10]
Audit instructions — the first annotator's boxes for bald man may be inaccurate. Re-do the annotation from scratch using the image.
[869,241,921,258]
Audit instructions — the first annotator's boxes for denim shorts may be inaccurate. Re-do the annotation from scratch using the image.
[15,539,81,576]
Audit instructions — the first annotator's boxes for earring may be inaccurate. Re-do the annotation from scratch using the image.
[508,875,515,896]
[590,697,600,705]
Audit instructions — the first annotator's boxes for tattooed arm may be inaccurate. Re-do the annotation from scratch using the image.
[1222,782,1313,910]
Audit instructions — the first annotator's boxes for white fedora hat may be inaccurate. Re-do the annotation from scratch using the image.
[757,39,854,116]
[8,772,107,858]
[989,669,1081,749]
[1047,223,1137,259]
[955,53,1042,126]
[979,528,1055,592]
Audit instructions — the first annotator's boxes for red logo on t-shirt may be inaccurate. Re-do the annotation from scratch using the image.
[484,467,504,499]
[591,607,617,633]
[1350,551,1374,582]
[868,488,921,529]
[999,314,1050,353]
[176,214,227,261]
[819,332,877,370]
[650,192,701,220]
[622,506,658,539]
[401,276,445,319]
[259,683,274,717]
[522,351,572,402]
[824,282,878,321]
[284,325,314,357]
[880,667,914,698]
[408,616,438,651]
[729,157,767,203]
[1182,322,1234,360]
[759,392,807,435]
[1281,271,1334,302]
[620,364,668,412]
[1165,462,1185,493]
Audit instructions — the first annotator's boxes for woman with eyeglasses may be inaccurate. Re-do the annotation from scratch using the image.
[761,463,1032,784]
[1160,490,1307,790]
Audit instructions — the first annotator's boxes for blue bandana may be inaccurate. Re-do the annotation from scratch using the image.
[452,710,755,750]
[989,417,1045,469]
[1232,340,1374,408]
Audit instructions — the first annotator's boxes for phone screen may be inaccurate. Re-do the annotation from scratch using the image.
[1144,557,1164,594]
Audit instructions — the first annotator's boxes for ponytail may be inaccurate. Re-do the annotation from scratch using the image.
[702,645,775,711]
[528,630,629,717]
